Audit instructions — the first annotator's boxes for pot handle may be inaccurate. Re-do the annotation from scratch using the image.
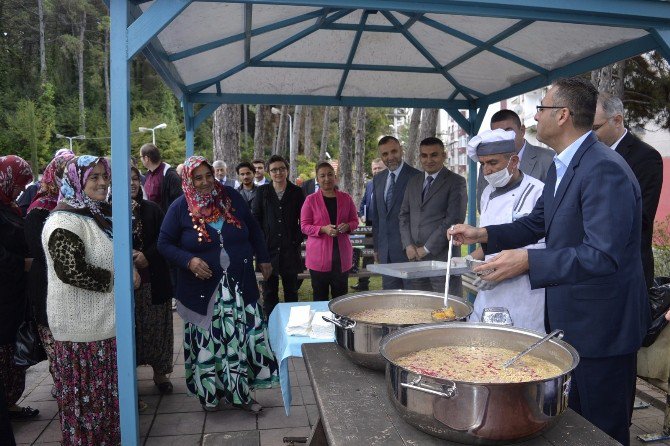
[322,315,356,330]
[401,377,457,398]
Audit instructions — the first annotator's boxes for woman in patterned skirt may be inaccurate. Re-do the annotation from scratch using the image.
[0,155,40,420]
[158,156,278,414]
[43,156,140,445]
[130,165,174,395]
[24,150,75,399]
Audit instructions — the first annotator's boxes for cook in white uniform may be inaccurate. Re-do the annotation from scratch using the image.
[467,129,546,333]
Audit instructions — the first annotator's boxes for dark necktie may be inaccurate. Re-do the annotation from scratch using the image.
[422,175,434,201]
[385,172,396,210]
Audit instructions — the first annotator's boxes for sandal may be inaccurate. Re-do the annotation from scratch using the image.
[233,399,263,415]
[138,399,149,412]
[201,404,218,412]
[8,406,39,420]
[153,374,173,395]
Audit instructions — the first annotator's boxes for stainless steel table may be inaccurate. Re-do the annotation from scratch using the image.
[301,342,620,446]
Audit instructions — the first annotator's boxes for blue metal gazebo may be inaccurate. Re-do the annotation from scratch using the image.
[109,1,670,443]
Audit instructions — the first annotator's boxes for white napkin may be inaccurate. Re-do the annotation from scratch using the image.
[309,311,335,339]
[286,306,314,337]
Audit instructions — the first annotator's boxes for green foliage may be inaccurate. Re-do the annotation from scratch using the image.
[624,52,670,130]
[296,155,317,181]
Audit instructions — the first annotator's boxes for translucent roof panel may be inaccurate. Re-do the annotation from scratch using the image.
[130,1,667,107]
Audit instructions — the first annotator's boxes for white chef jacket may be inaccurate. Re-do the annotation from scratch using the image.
[472,173,546,333]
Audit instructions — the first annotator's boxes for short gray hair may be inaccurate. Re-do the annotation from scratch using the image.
[212,160,226,169]
[597,92,624,119]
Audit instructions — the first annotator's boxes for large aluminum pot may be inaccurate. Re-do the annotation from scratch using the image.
[325,290,473,371]
[380,323,579,445]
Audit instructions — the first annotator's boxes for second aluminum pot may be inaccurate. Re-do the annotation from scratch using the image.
[325,290,473,370]
[380,323,580,445]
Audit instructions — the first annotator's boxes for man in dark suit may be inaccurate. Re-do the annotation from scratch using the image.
[476,109,555,211]
[351,158,386,291]
[213,160,237,188]
[450,77,649,446]
[594,92,663,289]
[370,136,420,289]
[399,137,466,294]
[301,177,317,196]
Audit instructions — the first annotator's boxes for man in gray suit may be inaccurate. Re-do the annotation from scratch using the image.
[399,137,467,294]
[476,109,554,211]
[213,160,238,188]
[370,136,420,289]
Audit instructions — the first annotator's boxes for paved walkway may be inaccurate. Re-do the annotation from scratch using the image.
[10,315,670,445]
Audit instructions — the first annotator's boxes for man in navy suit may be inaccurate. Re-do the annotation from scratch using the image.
[352,158,386,291]
[370,136,420,289]
[450,77,649,446]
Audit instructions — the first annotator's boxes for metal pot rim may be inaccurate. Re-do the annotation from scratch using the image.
[327,289,474,328]
[380,322,580,385]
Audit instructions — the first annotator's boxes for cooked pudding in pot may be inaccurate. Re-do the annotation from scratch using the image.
[348,307,455,324]
[396,345,563,383]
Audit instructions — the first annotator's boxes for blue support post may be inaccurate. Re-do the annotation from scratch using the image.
[110,1,139,444]
[184,101,195,158]
[651,27,670,62]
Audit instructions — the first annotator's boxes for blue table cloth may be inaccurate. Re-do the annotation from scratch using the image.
[267,301,334,415]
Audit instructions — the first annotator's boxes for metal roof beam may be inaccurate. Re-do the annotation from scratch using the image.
[381,10,482,100]
[651,27,670,61]
[322,23,395,32]
[403,13,423,30]
[244,4,252,62]
[254,60,437,73]
[187,9,352,93]
[226,0,670,29]
[188,92,471,109]
[406,14,547,75]
[127,0,191,59]
[336,10,369,98]
[480,33,659,107]
[167,8,328,62]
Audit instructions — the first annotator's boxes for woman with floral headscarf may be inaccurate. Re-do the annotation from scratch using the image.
[0,155,40,420]
[24,151,74,398]
[42,155,140,445]
[158,156,278,414]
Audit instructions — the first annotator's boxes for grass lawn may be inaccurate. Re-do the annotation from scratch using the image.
[288,275,384,302]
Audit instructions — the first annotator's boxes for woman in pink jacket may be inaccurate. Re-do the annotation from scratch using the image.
[301,162,359,301]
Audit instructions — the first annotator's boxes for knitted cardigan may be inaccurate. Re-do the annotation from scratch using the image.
[42,211,115,342]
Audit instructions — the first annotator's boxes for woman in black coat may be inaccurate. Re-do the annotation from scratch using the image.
[252,155,306,318]
[0,155,39,420]
[130,166,175,395]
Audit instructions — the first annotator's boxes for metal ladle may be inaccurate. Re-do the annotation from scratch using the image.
[502,329,564,369]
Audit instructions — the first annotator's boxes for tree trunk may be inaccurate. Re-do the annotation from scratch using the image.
[253,105,268,159]
[275,105,288,156]
[338,106,354,195]
[212,104,241,169]
[290,105,303,180]
[406,108,422,168]
[319,106,331,161]
[352,107,367,208]
[303,106,313,160]
[591,63,625,97]
[243,104,248,149]
[77,10,87,134]
[103,23,110,127]
[37,0,46,83]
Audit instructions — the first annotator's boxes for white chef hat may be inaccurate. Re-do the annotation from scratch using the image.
[466,129,517,162]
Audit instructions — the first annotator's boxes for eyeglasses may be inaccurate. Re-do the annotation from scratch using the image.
[592,121,608,131]
[269,166,287,174]
[536,105,573,115]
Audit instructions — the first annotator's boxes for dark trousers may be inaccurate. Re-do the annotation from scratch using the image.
[568,353,637,446]
[310,269,349,301]
[356,254,372,288]
[0,380,16,446]
[410,275,463,297]
[264,272,299,318]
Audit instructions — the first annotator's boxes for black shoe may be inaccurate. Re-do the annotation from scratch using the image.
[8,406,39,420]
[350,284,369,292]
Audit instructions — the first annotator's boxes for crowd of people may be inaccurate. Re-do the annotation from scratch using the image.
[0,76,667,446]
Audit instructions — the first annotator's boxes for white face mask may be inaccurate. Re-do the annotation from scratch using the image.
[484,158,513,188]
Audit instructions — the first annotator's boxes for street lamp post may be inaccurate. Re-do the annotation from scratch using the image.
[56,133,86,152]
[138,123,167,145]
[271,107,293,177]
